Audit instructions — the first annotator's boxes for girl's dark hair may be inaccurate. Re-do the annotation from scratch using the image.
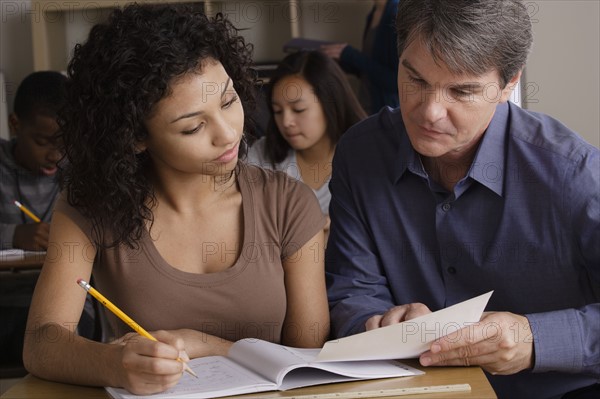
[263,51,366,165]
[59,4,256,248]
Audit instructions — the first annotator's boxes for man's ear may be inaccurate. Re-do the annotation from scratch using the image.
[8,113,20,136]
[500,70,523,103]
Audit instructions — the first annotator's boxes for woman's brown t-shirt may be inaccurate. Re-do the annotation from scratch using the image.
[54,163,326,343]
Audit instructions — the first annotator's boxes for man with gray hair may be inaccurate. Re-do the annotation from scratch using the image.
[326,0,599,397]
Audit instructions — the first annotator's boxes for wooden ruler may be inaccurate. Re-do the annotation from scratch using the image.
[262,383,472,398]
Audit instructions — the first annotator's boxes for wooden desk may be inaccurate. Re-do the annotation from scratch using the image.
[1,361,496,399]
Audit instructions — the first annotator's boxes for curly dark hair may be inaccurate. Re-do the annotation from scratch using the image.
[59,3,257,248]
[263,51,366,165]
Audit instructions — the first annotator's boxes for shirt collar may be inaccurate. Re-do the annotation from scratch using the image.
[467,102,509,197]
[392,102,510,196]
[392,113,427,183]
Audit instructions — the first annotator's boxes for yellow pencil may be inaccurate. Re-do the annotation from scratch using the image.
[13,200,41,223]
[77,278,198,378]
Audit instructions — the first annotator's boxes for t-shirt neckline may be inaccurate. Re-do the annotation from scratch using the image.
[139,164,255,287]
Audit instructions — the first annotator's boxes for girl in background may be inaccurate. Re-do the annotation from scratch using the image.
[247,51,366,237]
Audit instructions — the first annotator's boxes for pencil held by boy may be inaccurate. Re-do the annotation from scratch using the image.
[0,71,65,250]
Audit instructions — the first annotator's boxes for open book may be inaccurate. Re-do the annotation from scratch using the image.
[106,339,421,399]
[106,291,492,399]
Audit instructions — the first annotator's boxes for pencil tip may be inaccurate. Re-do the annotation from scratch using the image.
[186,367,198,378]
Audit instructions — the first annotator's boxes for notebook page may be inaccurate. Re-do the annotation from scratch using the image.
[228,338,321,383]
[105,356,275,399]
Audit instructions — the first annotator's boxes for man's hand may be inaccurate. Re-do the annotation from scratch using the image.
[366,303,432,330]
[13,222,50,250]
[419,311,534,375]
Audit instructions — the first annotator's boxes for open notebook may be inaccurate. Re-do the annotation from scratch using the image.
[106,340,421,399]
[106,291,492,399]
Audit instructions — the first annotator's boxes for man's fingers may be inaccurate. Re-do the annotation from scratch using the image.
[403,304,431,320]
[421,351,499,368]
[379,307,409,327]
[421,346,523,375]
[365,315,383,330]
[419,312,533,375]
[366,304,432,330]
[421,338,496,366]
[433,322,490,352]
[380,303,431,327]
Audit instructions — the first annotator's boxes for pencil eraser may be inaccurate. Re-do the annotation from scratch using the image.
[77,278,82,284]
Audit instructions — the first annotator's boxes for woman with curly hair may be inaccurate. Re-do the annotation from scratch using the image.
[247,51,366,238]
[23,4,328,394]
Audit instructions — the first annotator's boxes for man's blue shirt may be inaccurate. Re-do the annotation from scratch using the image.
[326,102,599,398]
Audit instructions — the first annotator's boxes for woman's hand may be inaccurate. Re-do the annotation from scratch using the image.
[113,330,188,395]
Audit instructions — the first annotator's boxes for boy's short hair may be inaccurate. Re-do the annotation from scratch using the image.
[13,71,67,121]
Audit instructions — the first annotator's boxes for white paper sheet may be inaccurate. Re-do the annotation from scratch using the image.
[317,291,493,362]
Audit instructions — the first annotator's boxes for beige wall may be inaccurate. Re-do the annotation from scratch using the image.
[524,0,600,148]
[0,0,368,111]
[1,1,599,147]
[0,0,34,127]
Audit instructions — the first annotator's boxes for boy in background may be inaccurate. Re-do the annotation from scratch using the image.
[1,71,64,250]
[0,71,94,372]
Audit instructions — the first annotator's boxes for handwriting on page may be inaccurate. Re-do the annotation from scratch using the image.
[160,358,269,395]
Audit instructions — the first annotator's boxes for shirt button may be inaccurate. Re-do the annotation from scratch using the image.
[447,267,457,274]
[442,203,451,212]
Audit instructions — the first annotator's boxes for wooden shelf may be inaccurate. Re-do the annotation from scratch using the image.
[31,0,182,70]
[31,0,370,71]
